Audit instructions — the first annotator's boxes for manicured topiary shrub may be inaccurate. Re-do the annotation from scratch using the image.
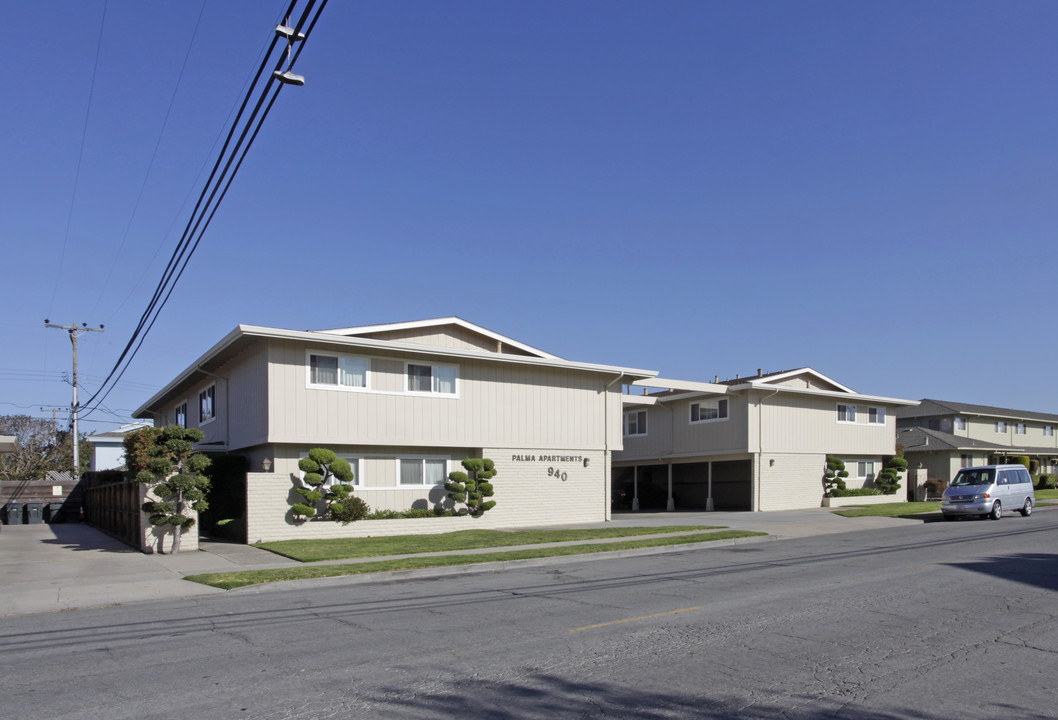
[445,458,497,516]
[292,448,359,521]
[875,455,907,495]
[823,456,849,497]
[129,425,212,554]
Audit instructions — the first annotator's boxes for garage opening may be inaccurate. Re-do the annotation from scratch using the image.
[612,459,753,511]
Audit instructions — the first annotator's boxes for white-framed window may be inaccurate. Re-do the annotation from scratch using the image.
[398,458,448,486]
[198,384,215,425]
[690,398,728,423]
[307,351,368,390]
[1015,423,1027,435]
[174,401,187,429]
[851,460,876,481]
[624,410,647,436]
[867,407,885,425]
[405,362,458,395]
[299,453,360,487]
[837,404,857,423]
[1045,425,1054,437]
[960,454,974,468]
[954,417,966,431]
[996,421,1007,433]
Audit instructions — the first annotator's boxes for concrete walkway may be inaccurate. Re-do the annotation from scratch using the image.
[0,508,929,617]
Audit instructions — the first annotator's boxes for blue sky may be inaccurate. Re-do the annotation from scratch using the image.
[3,0,1057,431]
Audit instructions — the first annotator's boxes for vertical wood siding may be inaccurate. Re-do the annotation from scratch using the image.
[267,340,619,451]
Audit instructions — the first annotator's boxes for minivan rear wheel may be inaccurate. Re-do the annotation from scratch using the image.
[989,501,1002,520]
[1021,499,1033,517]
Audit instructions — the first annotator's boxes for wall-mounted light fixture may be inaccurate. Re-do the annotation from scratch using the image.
[769,458,775,467]
[262,458,273,472]
[583,458,590,467]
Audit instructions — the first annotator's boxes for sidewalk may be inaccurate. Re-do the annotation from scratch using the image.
[0,508,922,617]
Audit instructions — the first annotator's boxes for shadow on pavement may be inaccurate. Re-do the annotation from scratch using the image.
[359,672,1055,720]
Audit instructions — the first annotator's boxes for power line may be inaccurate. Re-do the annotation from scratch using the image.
[79,0,328,420]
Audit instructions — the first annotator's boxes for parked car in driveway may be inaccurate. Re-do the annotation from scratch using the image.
[941,464,1035,520]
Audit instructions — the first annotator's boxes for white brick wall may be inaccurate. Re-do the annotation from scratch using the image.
[139,484,199,554]
[245,448,609,543]
[757,452,827,511]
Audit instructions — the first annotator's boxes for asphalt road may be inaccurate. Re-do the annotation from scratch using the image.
[3,512,1057,719]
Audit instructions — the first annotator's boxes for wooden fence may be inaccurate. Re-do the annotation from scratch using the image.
[83,480,142,549]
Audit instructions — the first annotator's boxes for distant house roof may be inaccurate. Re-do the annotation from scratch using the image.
[895,399,1058,424]
[0,435,16,454]
[898,426,1058,455]
[86,421,153,444]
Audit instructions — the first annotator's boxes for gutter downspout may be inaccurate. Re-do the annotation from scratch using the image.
[757,386,780,512]
[605,374,626,522]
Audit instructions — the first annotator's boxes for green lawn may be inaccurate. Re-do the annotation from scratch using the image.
[832,501,940,518]
[833,488,1058,518]
[255,526,722,562]
[188,529,766,589]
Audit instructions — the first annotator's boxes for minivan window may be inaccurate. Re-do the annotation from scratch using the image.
[951,469,994,486]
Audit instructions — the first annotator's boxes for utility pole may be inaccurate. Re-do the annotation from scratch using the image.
[45,322,103,482]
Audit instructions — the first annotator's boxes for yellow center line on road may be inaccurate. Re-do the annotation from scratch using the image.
[568,606,702,633]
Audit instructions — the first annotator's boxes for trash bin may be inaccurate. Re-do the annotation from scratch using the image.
[3,502,22,525]
[46,502,65,523]
[24,502,43,524]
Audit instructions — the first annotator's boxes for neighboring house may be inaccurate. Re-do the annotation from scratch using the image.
[613,368,918,512]
[895,399,1058,485]
[86,422,153,471]
[133,318,655,542]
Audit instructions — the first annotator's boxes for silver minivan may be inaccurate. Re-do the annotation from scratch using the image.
[941,464,1035,520]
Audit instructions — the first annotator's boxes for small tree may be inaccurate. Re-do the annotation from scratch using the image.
[875,455,908,496]
[445,458,497,516]
[293,448,357,520]
[823,455,849,497]
[129,426,211,554]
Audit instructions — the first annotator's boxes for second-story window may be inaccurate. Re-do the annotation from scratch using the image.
[1015,423,1026,435]
[691,398,728,423]
[954,417,966,431]
[309,353,367,389]
[174,402,187,429]
[406,363,457,395]
[837,404,856,423]
[867,407,885,425]
[996,421,1007,433]
[199,384,215,424]
[624,410,647,436]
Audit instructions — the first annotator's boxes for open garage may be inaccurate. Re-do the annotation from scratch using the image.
[612,458,753,512]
